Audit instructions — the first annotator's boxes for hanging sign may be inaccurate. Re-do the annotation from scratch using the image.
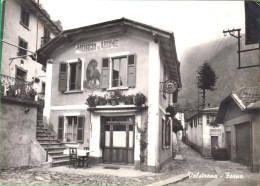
[76,39,119,53]
[161,80,178,94]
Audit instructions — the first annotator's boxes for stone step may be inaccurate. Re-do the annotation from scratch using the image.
[36,131,51,135]
[40,143,62,148]
[44,147,66,152]
[51,155,69,159]
[52,160,68,167]
[36,133,53,137]
[36,136,55,140]
[37,139,60,143]
[48,150,64,156]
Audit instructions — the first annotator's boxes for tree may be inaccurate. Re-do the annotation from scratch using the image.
[172,117,183,133]
[197,62,217,109]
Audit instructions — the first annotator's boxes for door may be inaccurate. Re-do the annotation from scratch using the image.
[235,122,251,166]
[226,131,231,159]
[211,136,218,150]
[102,116,134,164]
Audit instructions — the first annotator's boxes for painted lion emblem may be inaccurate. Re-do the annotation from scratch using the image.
[85,59,101,89]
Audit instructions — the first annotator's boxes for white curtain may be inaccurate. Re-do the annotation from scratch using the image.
[113,131,126,147]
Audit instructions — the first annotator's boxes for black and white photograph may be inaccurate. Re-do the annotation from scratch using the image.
[0,0,259,185]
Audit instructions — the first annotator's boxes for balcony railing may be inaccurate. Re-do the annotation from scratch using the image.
[41,36,51,46]
[1,75,38,102]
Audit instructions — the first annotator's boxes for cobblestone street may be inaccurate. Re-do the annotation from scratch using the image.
[0,141,258,186]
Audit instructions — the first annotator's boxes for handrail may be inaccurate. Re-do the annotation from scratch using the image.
[37,124,52,162]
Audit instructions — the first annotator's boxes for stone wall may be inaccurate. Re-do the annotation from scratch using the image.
[0,98,46,169]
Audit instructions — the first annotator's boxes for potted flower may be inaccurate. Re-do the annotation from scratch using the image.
[133,92,146,107]
[125,95,134,105]
[165,104,177,117]
[86,94,97,107]
[97,96,107,106]
[109,90,124,106]
[28,88,37,100]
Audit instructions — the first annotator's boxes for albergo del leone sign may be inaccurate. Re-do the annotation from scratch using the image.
[76,39,119,53]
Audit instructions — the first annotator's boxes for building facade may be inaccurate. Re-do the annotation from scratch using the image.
[1,0,61,95]
[186,107,224,157]
[37,18,182,172]
[215,87,259,172]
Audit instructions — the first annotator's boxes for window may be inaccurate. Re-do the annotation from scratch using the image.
[162,117,171,149]
[41,27,51,46]
[58,116,84,143]
[58,59,82,92]
[16,67,27,81]
[20,6,30,28]
[18,37,28,56]
[101,54,136,89]
[198,114,202,124]
[42,82,46,94]
[194,117,197,128]
[207,115,211,125]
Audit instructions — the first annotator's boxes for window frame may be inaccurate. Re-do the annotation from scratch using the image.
[15,66,27,81]
[111,55,128,88]
[162,117,171,149]
[63,58,84,93]
[20,6,30,29]
[106,52,136,90]
[18,37,28,57]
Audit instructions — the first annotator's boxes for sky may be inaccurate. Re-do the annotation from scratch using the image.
[39,0,245,60]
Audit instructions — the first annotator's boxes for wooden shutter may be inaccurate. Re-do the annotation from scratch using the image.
[127,54,136,88]
[162,118,165,148]
[76,59,82,90]
[101,58,110,89]
[58,116,64,142]
[59,63,68,92]
[100,117,105,148]
[77,116,84,143]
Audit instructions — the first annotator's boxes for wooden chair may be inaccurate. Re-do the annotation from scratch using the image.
[79,147,90,168]
[68,148,79,168]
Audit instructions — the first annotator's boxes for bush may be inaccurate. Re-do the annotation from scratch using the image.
[134,92,146,106]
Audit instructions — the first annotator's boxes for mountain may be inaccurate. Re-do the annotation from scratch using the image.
[178,35,259,108]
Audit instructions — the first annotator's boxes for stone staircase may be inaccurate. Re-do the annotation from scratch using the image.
[36,107,69,167]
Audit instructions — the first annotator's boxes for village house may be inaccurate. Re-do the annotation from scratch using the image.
[0,0,61,168]
[215,86,259,172]
[185,107,224,157]
[36,18,182,172]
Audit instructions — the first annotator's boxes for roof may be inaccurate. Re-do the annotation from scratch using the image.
[21,0,62,35]
[185,107,219,121]
[36,17,182,88]
[215,86,260,123]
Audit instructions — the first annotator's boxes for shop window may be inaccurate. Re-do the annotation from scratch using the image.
[58,59,82,92]
[162,117,171,149]
[16,67,27,81]
[101,54,136,89]
[18,37,28,56]
[57,116,84,143]
[20,6,30,28]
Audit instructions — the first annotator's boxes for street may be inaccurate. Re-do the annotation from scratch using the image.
[0,141,258,186]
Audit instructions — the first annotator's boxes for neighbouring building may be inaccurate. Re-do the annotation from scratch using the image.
[185,107,224,157]
[1,0,61,95]
[215,86,259,172]
[36,18,182,172]
[0,0,62,168]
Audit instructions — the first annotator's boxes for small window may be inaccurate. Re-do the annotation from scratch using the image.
[112,57,128,87]
[18,37,28,56]
[42,82,46,94]
[20,6,30,28]
[16,67,27,81]
[207,115,210,125]
[69,63,77,90]
[198,114,202,124]
[162,117,171,149]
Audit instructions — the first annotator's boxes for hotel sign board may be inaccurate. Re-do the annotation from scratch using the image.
[76,39,119,53]
[210,129,221,136]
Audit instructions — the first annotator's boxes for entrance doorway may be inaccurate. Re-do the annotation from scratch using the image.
[101,116,134,164]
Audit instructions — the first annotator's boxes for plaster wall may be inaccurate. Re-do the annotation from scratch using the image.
[0,100,46,168]
[223,108,259,172]
[1,0,56,92]
[49,34,149,107]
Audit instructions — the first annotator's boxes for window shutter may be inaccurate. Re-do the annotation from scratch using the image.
[101,58,110,89]
[162,118,165,149]
[59,63,68,92]
[100,117,105,148]
[77,116,84,143]
[127,54,136,88]
[76,59,82,90]
[58,116,64,142]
